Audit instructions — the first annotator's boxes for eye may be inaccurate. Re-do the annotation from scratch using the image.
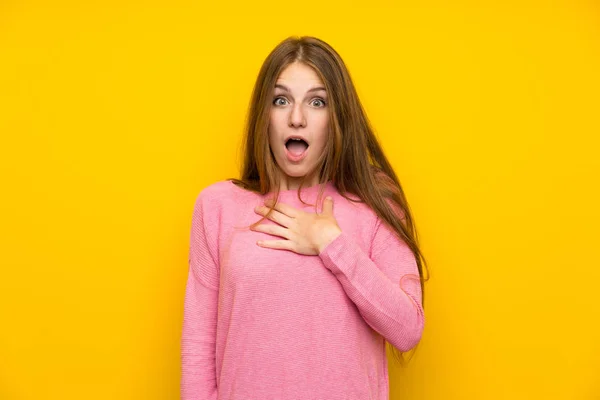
[311,98,327,108]
[273,96,288,106]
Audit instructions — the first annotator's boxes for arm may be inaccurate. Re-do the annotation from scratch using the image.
[181,193,219,400]
[317,218,425,351]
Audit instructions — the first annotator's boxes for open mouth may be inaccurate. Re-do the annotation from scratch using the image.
[285,137,309,156]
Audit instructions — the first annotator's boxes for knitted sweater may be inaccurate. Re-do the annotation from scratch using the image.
[181,180,425,400]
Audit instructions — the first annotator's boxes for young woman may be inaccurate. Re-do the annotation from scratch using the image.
[181,36,429,400]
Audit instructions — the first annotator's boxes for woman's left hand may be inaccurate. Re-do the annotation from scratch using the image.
[252,196,342,255]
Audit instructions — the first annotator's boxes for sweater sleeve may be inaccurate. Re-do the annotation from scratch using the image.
[181,192,219,400]
[317,217,425,352]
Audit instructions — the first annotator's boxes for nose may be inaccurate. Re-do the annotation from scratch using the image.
[288,103,306,128]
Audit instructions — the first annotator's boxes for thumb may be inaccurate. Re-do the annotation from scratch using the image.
[322,196,334,215]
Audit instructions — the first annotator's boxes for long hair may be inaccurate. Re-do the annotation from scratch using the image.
[229,36,430,365]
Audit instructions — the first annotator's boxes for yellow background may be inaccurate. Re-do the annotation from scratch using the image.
[1,1,599,399]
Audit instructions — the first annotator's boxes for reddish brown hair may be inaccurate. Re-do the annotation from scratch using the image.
[229,36,430,364]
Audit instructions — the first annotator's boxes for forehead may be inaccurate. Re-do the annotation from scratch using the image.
[276,62,324,87]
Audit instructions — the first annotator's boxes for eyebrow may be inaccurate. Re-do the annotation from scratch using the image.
[274,84,327,94]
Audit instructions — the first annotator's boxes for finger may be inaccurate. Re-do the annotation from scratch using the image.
[251,223,291,239]
[264,199,299,218]
[257,239,294,251]
[254,206,294,227]
[321,196,334,215]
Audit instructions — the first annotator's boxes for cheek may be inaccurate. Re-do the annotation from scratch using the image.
[311,110,329,128]
[269,113,286,137]
[268,116,280,142]
[311,114,329,149]
[270,109,287,126]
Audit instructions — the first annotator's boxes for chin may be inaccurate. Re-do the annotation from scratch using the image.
[281,169,306,178]
[279,164,310,178]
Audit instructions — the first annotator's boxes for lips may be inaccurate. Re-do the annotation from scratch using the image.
[284,136,309,162]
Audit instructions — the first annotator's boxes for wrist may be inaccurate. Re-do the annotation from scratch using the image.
[316,226,342,254]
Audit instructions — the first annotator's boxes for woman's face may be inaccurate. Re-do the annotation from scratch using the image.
[268,61,329,186]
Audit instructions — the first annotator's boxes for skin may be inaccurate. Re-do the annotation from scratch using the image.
[253,197,342,255]
[252,62,342,255]
[267,61,329,192]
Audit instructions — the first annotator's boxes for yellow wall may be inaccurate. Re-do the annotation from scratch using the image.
[1,1,599,399]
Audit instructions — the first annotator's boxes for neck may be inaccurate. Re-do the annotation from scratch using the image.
[278,173,320,191]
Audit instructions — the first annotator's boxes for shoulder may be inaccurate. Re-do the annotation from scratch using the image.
[193,179,253,211]
[196,179,235,200]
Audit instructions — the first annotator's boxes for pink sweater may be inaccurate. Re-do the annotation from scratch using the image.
[181,180,425,400]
